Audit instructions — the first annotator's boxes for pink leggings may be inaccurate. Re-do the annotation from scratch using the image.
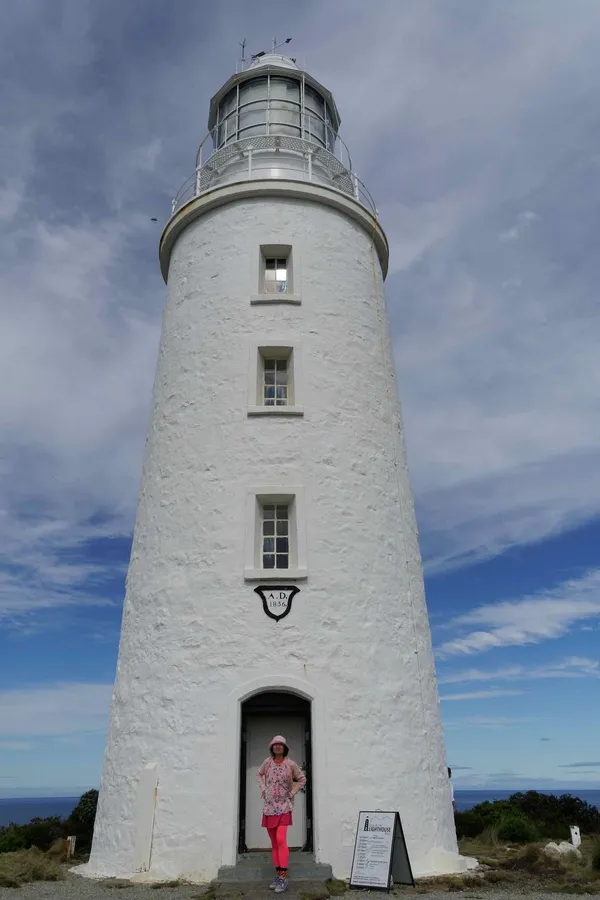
[267,825,289,870]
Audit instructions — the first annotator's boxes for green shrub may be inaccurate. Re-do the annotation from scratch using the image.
[0,825,27,854]
[21,817,65,852]
[68,790,99,830]
[497,814,539,844]
[64,788,99,853]
[454,810,486,838]
[591,841,600,871]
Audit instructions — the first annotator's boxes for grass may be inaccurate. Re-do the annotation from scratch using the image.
[325,878,348,895]
[0,846,65,887]
[299,888,329,900]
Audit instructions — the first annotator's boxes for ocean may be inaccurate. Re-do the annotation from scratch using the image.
[1,790,599,827]
[0,796,80,827]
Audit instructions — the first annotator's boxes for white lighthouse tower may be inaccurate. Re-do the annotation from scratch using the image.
[83,50,471,884]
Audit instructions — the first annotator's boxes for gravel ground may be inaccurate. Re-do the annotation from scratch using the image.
[1,874,599,900]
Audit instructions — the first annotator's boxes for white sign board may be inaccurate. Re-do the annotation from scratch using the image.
[570,825,581,848]
[350,811,413,891]
[350,811,395,889]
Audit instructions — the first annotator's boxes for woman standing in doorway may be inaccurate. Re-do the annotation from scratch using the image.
[257,735,307,893]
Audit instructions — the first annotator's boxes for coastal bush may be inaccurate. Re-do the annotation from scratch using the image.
[591,841,600,871]
[0,824,26,853]
[507,792,600,837]
[455,792,600,842]
[64,788,99,853]
[497,814,539,843]
[454,810,486,839]
[21,816,65,852]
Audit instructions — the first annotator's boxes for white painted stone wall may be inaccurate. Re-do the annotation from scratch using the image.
[82,193,463,883]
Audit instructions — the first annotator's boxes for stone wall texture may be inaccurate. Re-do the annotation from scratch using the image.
[84,192,461,882]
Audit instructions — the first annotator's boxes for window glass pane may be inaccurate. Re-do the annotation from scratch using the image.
[270,77,300,102]
[305,86,324,117]
[264,554,275,569]
[276,505,288,518]
[265,372,275,385]
[276,554,289,568]
[276,387,287,401]
[276,520,288,536]
[263,505,275,517]
[240,77,268,102]
[276,537,289,553]
[264,358,275,369]
[263,537,275,553]
[305,114,325,145]
[264,257,288,292]
[269,77,301,137]
[263,520,275,536]
[239,106,266,135]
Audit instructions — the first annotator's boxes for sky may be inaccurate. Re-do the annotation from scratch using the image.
[0,0,599,799]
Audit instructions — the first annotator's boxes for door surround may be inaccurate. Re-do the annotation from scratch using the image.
[239,693,312,853]
[220,675,329,869]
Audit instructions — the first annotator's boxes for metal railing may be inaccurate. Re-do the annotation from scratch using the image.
[170,133,378,217]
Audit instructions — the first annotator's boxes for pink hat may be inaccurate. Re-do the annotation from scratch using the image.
[269,735,288,750]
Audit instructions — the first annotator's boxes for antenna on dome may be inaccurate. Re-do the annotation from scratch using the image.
[271,37,292,54]
[238,38,247,72]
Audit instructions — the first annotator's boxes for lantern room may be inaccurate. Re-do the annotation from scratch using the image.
[208,55,341,152]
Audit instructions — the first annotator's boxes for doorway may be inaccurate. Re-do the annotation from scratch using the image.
[239,691,313,853]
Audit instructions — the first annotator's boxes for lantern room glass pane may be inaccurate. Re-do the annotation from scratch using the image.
[238,77,267,138]
[269,76,301,137]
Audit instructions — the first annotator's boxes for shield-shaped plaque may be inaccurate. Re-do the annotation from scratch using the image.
[254,585,300,622]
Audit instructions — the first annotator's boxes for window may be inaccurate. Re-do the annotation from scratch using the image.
[263,358,288,406]
[251,244,301,305]
[247,342,303,416]
[261,503,289,570]
[264,257,288,293]
[244,487,307,580]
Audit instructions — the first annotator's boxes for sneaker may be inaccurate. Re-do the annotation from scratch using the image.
[274,878,288,893]
[269,876,281,890]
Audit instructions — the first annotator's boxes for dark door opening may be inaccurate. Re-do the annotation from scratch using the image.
[239,691,313,854]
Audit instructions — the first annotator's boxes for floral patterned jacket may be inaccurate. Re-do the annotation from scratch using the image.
[256,757,307,816]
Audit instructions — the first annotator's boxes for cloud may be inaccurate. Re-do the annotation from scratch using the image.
[0,683,113,737]
[437,571,600,657]
[445,716,537,729]
[438,656,600,683]
[499,210,540,241]
[440,689,524,701]
[559,762,600,769]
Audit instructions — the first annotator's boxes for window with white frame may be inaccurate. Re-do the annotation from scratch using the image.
[247,342,303,416]
[244,487,307,580]
[252,244,301,305]
[264,256,288,293]
[263,357,289,406]
[261,503,290,570]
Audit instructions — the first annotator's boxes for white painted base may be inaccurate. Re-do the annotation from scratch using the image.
[73,852,479,885]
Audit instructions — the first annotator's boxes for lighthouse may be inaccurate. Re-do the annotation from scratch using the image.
[82,50,472,884]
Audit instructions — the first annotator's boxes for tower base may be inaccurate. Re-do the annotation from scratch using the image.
[72,848,477,885]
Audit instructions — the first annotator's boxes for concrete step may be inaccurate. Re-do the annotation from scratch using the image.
[217,851,333,884]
